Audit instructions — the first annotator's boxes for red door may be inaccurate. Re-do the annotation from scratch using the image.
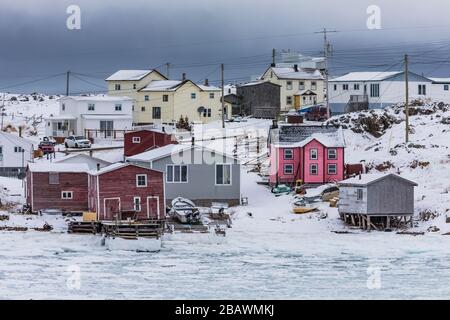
[104,198,121,220]
[146,197,160,220]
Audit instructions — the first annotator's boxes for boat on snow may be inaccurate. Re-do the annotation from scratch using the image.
[170,197,201,224]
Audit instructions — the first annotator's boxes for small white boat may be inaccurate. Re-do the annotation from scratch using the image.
[171,197,201,224]
[103,236,161,252]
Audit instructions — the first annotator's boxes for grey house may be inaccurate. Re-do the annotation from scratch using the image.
[339,173,418,230]
[236,81,281,118]
[126,144,241,207]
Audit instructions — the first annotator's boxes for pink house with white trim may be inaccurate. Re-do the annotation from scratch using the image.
[268,124,346,185]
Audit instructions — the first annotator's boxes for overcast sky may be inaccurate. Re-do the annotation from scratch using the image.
[1,0,450,93]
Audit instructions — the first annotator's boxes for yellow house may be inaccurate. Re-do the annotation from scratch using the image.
[260,65,325,112]
[135,79,229,125]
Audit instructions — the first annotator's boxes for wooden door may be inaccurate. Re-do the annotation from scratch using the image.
[104,198,121,220]
[147,196,160,220]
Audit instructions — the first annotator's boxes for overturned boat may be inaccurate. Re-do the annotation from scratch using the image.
[170,197,201,224]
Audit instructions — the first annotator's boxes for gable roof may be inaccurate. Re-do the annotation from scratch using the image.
[270,125,345,148]
[262,67,324,80]
[329,71,432,83]
[88,162,163,176]
[430,77,450,84]
[238,80,282,88]
[53,154,112,166]
[58,95,132,102]
[0,132,35,148]
[105,69,167,81]
[139,79,216,93]
[339,173,418,187]
[28,162,89,173]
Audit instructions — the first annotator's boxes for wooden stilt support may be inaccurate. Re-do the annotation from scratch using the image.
[351,215,356,226]
[367,216,371,232]
[386,216,390,229]
[358,215,362,228]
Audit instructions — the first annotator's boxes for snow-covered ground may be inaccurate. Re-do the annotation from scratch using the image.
[0,95,449,299]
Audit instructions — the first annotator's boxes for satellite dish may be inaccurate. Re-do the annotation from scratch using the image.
[197,106,206,113]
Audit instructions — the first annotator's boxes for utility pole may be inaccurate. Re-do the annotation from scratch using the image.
[165,62,171,78]
[221,63,225,129]
[315,28,337,119]
[1,92,5,131]
[66,70,70,96]
[404,54,409,143]
[272,48,276,66]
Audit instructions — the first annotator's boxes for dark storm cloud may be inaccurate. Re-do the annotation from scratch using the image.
[1,0,450,93]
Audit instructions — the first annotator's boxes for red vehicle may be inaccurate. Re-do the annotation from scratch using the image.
[38,141,55,154]
[304,106,331,121]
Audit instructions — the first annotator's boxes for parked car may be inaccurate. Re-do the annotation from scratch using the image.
[38,141,55,154]
[64,136,91,149]
[304,106,331,121]
[41,136,56,145]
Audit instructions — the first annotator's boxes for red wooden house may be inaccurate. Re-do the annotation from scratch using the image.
[268,124,346,186]
[124,129,174,157]
[88,163,165,221]
[26,163,90,213]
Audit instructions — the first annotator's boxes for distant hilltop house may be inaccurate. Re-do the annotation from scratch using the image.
[234,81,281,119]
[45,96,133,140]
[327,71,450,113]
[126,143,241,207]
[260,65,325,112]
[0,132,35,178]
[338,173,418,230]
[268,124,346,186]
[106,70,229,125]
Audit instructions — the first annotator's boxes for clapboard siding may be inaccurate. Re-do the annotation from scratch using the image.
[124,130,173,157]
[367,178,415,215]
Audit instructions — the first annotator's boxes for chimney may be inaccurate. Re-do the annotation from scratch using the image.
[19,127,22,137]
[182,73,186,81]
[204,79,209,86]
[97,163,100,171]
[162,126,166,133]
[359,173,361,180]
[191,136,195,146]
[294,64,299,72]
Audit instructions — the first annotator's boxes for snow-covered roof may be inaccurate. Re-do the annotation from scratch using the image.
[44,114,77,120]
[329,71,403,82]
[430,77,450,84]
[238,80,281,87]
[197,84,221,91]
[53,154,111,165]
[28,163,89,173]
[264,67,324,80]
[0,132,35,147]
[88,162,162,176]
[270,125,345,148]
[80,114,133,120]
[106,70,156,81]
[59,95,132,102]
[139,80,183,92]
[340,173,418,187]
[127,144,192,162]
[224,85,237,95]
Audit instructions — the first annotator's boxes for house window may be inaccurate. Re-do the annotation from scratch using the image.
[88,103,95,111]
[284,164,294,175]
[418,84,426,95]
[141,106,146,112]
[209,93,215,99]
[287,81,293,90]
[163,95,169,102]
[310,148,318,160]
[167,165,188,183]
[327,149,337,160]
[191,93,196,99]
[445,85,449,91]
[216,164,231,185]
[115,84,121,91]
[14,146,24,153]
[133,197,141,212]
[152,107,161,119]
[357,188,364,200]
[343,84,349,91]
[132,137,141,144]
[286,96,292,105]
[284,149,293,160]
[145,95,149,101]
[202,108,212,117]
[310,164,318,175]
[311,81,317,90]
[61,191,73,199]
[334,84,337,91]
[299,82,305,90]
[370,83,380,97]
[62,104,65,111]
[328,164,337,175]
[49,172,59,185]
[133,84,137,90]
[115,104,122,111]
[136,174,147,187]
[354,84,360,90]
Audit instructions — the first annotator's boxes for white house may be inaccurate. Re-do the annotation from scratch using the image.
[328,71,433,113]
[45,95,133,139]
[0,132,35,177]
[429,78,450,103]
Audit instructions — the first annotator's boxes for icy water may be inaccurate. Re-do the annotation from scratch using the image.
[0,230,450,299]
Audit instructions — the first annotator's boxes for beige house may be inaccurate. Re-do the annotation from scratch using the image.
[136,79,228,125]
[260,65,325,112]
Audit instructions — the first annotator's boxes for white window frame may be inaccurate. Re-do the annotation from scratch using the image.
[163,94,169,102]
[115,104,122,111]
[328,163,337,175]
[88,103,95,111]
[286,81,293,90]
[354,84,360,90]
[133,196,141,212]
[418,84,426,96]
[299,81,305,90]
[166,165,188,183]
[115,84,121,91]
[370,83,380,97]
[343,84,349,91]
[444,85,449,91]
[14,146,24,153]
[284,149,293,160]
[310,164,319,175]
[209,93,215,99]
[284,164,294,175]
[215,164,232,186]
[144,95,149,101]
[132,137,141,144]
[310,148,318,160]
[61,191,73,200]
[191,93,196,99]
[357,188,364,201]
[311,81,317,90]
[327,149,337,160]
[49,172,59,185]
[286,96,293,105]
[136,174,147,187]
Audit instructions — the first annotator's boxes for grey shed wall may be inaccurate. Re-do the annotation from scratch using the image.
[366,177,415,215]
[237,83,281,118]
[129,148,241,206]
